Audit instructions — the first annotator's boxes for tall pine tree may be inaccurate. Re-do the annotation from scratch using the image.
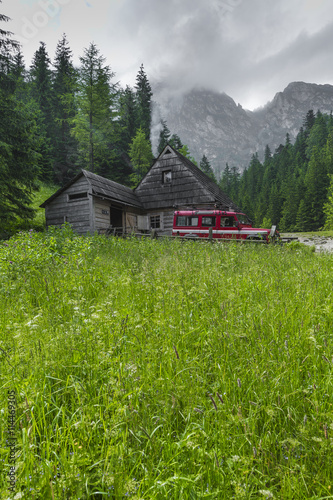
[29,42,55,180]
[118,85,138,152]
[0,2,40,230]
[200,154,216,183]
[135,64,152,140]
[157,119,171,153]
[72,42,118,176]
[52,34,78,184]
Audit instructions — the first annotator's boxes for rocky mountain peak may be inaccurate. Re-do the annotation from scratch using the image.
[155,81,333,177]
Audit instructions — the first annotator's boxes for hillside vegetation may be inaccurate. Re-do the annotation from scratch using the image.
[1,229,333,498]
[220,111,333,232]
[1,184,58,237]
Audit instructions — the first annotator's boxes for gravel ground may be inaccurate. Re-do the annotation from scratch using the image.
[285,235,333,253]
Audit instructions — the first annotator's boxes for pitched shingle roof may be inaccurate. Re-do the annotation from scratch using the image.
[134,144,240,211]
[173,149,240,210]
[83,170,143,208]
[40,170,143,209]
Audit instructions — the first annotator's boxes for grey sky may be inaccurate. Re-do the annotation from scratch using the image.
[3,0,333,109]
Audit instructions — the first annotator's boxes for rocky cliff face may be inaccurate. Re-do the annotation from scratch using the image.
[155,82,333,178]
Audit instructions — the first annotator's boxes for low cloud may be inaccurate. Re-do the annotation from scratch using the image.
[4,0,333,109]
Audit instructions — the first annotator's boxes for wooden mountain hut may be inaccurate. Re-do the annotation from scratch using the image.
[40,145,239,235]
[134,144,239,234]
[40,169,144,235]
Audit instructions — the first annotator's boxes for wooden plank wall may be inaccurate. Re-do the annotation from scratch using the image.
[143,209,174,235]
[93,199,143,234]
[45,177,91,234]
[125,212,138,232]
[94,199,112,233]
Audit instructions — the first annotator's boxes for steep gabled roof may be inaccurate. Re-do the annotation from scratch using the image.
[134,144,240,211]
[173,149,239,210]
[83,170,143,208]
[40,170,143,209]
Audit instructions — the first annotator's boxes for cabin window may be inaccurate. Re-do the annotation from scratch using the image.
[68,192,88,201]
[162,170,172,184]
[201,216,216,227]
[176,216,199,227]
[150,215,161,229]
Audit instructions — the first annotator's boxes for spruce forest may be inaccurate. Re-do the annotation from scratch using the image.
[219,111,333,232]
[1,2,333,233]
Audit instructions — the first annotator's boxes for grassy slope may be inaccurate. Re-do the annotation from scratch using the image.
[30,184,59,230]
[3,184,59,235]
[1,231,333,499]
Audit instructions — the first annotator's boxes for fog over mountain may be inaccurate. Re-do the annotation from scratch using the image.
[152,81,333,178]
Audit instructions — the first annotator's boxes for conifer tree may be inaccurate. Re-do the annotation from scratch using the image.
[169,134,183,150]
[129,127,153,185]
[9,49,26,100]
[0,2,40,229]
[219,163,231,192]
[323,174,333,230]
[304,146,328,229]
[305,111,328,159]
[229,166,241,201]
[72,42,118,176]
[30,42,54,135]
[29,42,55,180]
[0,2,19,90]
[118,85,138,151]
[303,109,315,135]
[52,34,78,184]
[264,145,272,165]
[324,130,333,175]
[279,176,299,231]
[135,64,152,140]
[11,49,25,82]
[295,199,308,232]
[157,119,171,153]
[200,154,216,183]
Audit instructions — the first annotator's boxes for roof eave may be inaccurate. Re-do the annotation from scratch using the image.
[39,170,86,207]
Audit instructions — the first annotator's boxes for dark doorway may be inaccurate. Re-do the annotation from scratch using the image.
[110,206,123,234]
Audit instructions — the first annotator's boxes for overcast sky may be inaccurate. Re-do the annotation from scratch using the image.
[3,0,333,109]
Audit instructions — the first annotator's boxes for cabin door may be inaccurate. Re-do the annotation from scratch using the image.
[110,206,123,234]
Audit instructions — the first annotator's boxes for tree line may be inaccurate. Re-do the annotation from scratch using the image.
[219,110,333,231]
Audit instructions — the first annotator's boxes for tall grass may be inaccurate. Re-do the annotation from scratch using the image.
[1,228,333,499]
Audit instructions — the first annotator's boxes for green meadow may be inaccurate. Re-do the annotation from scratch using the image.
[1,228,333,499]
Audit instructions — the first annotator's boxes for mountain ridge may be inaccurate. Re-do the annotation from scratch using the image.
[154,81,333,177]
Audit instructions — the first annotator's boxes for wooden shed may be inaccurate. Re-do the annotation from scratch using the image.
[41,145,238,235]
[40,169,144,235]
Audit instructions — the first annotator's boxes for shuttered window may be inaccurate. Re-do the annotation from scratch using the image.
[68,192,88,201]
